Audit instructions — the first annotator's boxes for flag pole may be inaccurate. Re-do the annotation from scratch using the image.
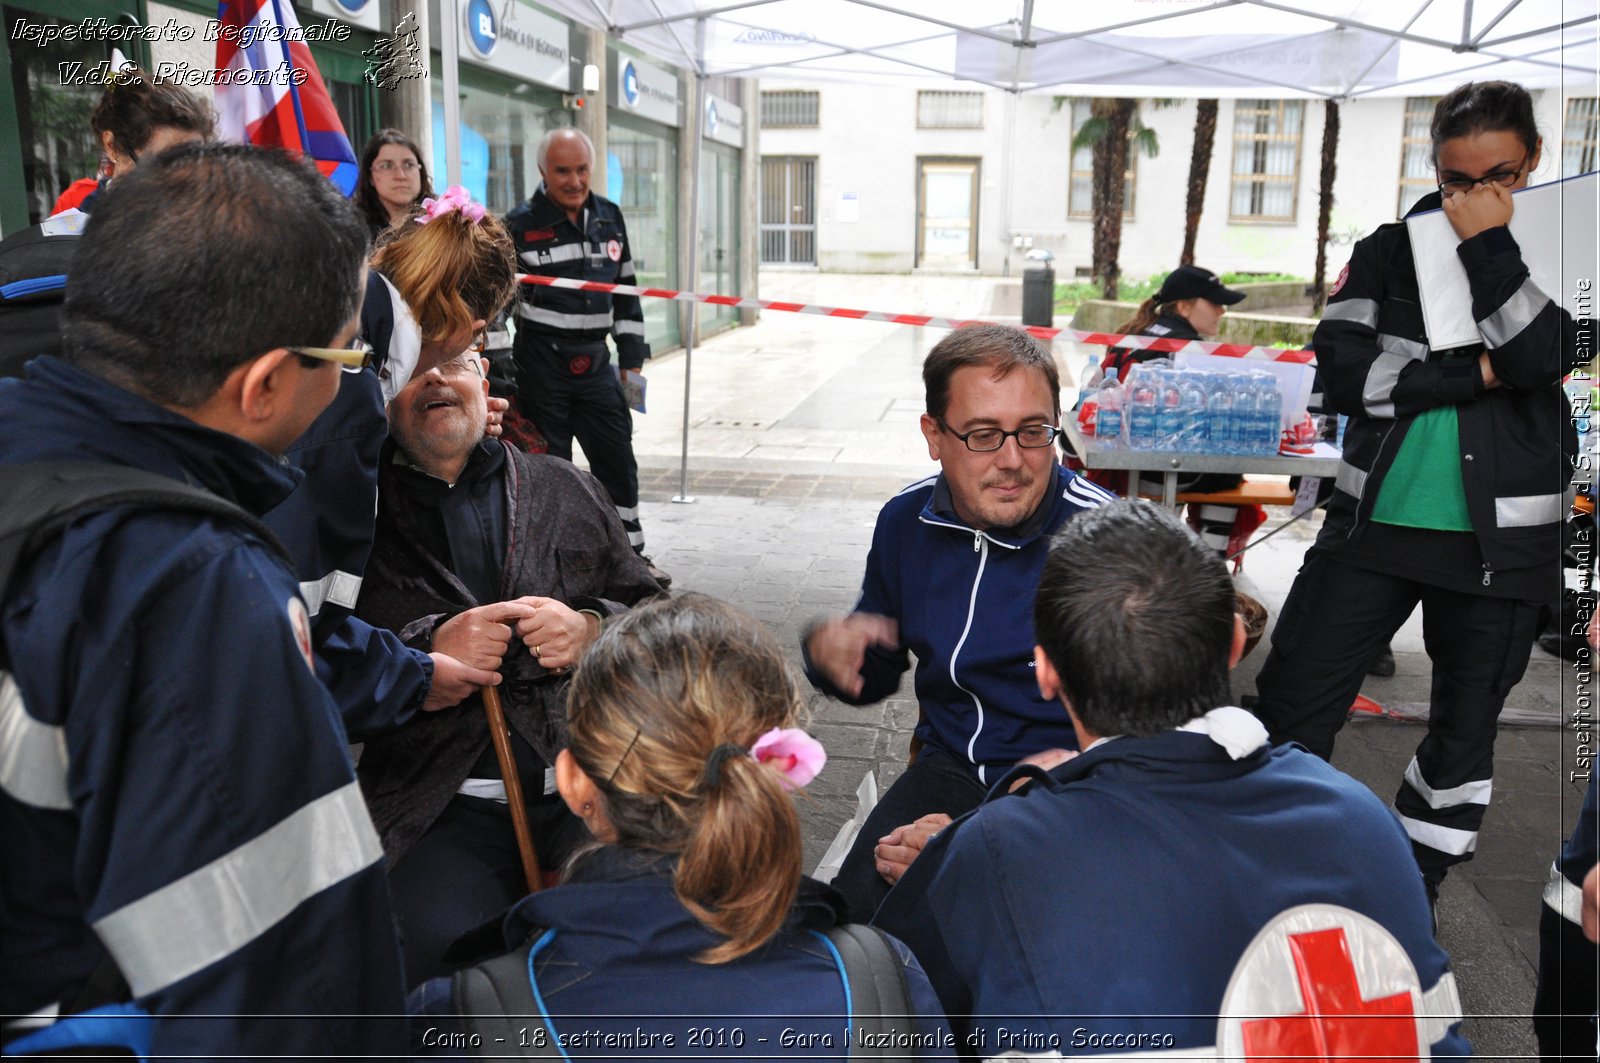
[438,0,462,186]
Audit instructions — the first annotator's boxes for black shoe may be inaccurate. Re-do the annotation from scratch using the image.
[1368,643,1396,677]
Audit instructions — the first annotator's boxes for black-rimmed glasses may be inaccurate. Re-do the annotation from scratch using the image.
[1437,156,1529,197]
[939,422,1061,453]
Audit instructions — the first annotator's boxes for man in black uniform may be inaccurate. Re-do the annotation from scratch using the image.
[506,128,651,558]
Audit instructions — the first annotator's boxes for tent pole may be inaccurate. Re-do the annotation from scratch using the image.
[673,17,708,505]
[439,0,461,185]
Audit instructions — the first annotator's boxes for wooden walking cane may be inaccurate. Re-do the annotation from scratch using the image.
[482,685,543,893]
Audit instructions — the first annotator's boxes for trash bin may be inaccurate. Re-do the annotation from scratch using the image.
[1022,251,1055,328]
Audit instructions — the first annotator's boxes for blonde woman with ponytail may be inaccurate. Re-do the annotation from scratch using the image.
[413,594,955,1059]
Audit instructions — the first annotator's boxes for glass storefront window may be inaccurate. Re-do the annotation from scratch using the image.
[608,115,678,350]
[699,142,739,333]
[7,11,107,225]
[430,75,566,217]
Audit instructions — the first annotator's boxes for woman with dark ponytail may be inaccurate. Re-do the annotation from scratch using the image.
[1099,265,1246,384]
[412,594,953,1058]
[1253,81,1586,926]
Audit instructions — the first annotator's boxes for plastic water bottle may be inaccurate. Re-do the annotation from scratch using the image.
[1156,373,1185,451]
[1095,377,1124,448]
[1257,377,1283,455]
[1206,374,1234,455]
[1127,369,1159,450]
[1179,371,1209,451]
[1228,373,1257,456]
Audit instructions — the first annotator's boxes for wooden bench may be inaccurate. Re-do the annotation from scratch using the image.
[1140,477,1298,508]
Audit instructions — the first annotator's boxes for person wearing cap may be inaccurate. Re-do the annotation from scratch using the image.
[1098,264,1247,384]
[1091,265,1249,556]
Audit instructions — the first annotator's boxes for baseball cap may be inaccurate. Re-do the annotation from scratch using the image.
[1155,265,1247,306]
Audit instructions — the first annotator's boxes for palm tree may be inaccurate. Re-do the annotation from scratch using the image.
[1180,100,1218,267]
[1312,100,1341,314]
[1066,98,1161,298]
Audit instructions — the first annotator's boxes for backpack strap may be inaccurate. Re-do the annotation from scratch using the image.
[0,462,290,602]
[823,923,915,1059]
[451,938,560,1058]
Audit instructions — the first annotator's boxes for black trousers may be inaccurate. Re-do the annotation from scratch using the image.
[1534,899,1600,1061]
[832,748,990,922]
[1252,552,1542,885]
[388,794,587,987]
[514,336,643,553]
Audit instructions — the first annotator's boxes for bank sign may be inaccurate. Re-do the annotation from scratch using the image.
[616,53,679,126]
[460,0,571,91]
[308,0,380,31]
[704,93,743,147]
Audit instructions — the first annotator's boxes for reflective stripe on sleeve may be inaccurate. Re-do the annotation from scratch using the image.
[519,244,587,267]
[298,569,363,618]
[1335,460,1367,499]
[1321,298,1379,329]
[92,780,383,998]
[1495,492,1565,529]
[1361,351,1410,418]
[516,305,615,331]
[617,262,637,280]
[1377,333,1429,362]
[0,672,71,811]
[613,319,646,338]
[1543,861,1586,926]
[1478,277,1550,348]
[1403,757,1491,808]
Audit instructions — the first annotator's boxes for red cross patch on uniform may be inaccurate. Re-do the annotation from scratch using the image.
[569,355,592,375]
[1329,262,1351,298]
[1218,905,1440,1062]
[287,597,315,674]
[605,239,622,262]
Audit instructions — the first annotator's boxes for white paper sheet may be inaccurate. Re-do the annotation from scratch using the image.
[1406,171,1598,351]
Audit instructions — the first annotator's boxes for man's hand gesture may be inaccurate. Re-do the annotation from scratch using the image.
[806,613,899,697]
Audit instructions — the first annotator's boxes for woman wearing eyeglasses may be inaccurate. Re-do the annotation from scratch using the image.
[354,128,434,238]
[1251,82,1585,919]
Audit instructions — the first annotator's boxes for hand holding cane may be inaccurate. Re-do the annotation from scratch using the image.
[481,684,542,894]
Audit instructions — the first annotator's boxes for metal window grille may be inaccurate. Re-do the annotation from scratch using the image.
[1563,97,1599,178]
[1397,96,1441,216]
[917,91,983,129]
[1229,99,1303,222]
[760,90,819,128]
[1067,99,1136,219]
[759,156,816,264]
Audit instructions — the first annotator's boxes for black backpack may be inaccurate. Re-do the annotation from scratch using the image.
[0,462,289,603]
[0,214,87,380]
[451,923,916,1059]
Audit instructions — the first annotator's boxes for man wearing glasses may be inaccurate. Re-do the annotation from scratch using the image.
[802,323,1114,920]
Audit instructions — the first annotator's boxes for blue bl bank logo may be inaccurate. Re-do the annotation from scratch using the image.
[621,60,640,106]
[465,0,497,59]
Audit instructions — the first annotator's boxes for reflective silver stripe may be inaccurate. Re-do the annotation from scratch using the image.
[613,319,646,338]
[1544,861,1586,925]
[613,504,640,521]
[516,304,615,331]
[92,781,382,997]
[1419,972,1464,1045]
[1362,351,1410,418]
[0,672,71,811]
[1495,492,1565,528]
[298,569,363,619]
[617,262,636,280]
[1479,276,1550,348]
[3,1002,62,1034]
[626,529,645,548]
[518,243,587,266]
[1403,757,1491,808]
[1335,460,1367,498]
[1377,332,1429,362]
[1322,297,1379,329]
[1399,814,1477,856]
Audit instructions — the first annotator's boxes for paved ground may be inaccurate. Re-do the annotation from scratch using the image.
[574,271,1586,1057]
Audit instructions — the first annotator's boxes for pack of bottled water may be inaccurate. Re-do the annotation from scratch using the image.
[1093,363,1284,455]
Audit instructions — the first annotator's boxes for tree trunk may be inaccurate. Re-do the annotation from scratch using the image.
[1181,100,1218,267]
[1092,98,1134,300]
[1312,99,1341,314]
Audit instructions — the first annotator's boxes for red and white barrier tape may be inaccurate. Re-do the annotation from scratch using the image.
[517,273,1315,364]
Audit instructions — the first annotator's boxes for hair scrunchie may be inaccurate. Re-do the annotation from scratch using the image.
[701,744,749,790]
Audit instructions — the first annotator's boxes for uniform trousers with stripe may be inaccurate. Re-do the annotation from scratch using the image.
[1251,551,1542,886]
[514,336,644,554]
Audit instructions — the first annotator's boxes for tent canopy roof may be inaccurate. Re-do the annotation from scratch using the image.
[539,0,1597,97]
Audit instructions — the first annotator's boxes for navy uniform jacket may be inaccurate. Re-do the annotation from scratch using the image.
[506,187,651,371]
[262,270,432,741]
[410,847,955,1059]
[1316,192,1586,581]
[803,464,1114,786]
[875,710,1469,1058]
[0,357,406,1057]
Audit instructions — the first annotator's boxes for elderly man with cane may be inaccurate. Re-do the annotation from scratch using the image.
[355,346,663,986]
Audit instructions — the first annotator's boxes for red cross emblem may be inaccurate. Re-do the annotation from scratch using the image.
[1219,905,1427,1063]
